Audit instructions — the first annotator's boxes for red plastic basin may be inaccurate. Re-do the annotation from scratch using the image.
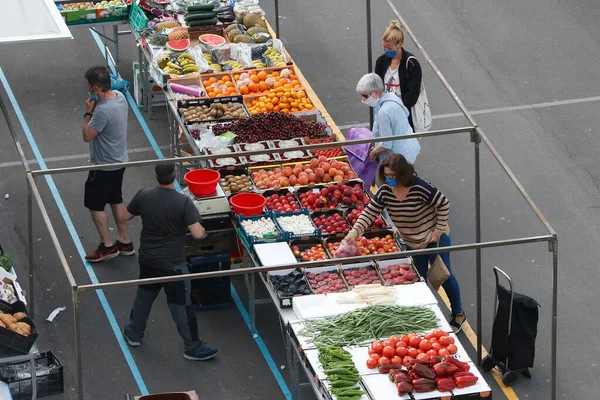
[230,193,266,216]
[184,169,220,196]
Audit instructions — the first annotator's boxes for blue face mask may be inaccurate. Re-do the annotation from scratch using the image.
[384,49,397,58]
[88,92,99,101]
[385,177,397,187]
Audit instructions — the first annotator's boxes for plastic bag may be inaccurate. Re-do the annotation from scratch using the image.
[197,129,236,150]
[110,74,130,93]
[335,240,360,258]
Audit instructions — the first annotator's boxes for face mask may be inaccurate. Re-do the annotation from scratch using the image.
[384,49,397,58]
[385,177,397,186]
[88,92,99,101]
[361,95,379,108]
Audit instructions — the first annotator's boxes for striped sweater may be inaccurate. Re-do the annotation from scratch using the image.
[349,177,450,249]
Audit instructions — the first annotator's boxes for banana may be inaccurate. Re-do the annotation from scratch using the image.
[183,65,200,73]
[167,62,182,71]
[178,53,193,60]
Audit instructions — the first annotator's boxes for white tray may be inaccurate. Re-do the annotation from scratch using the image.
[293,294,339,320]
[394,282,438,306]
[289,320,317,350]
[254,242,298,266]
[344,345,380,376]
[361,362,490,399]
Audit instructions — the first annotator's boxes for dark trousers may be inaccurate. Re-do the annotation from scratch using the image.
[409,233,463,315]
[129,262,202,352]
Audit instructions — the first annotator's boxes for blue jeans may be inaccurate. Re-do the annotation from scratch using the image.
[409,233,463,315]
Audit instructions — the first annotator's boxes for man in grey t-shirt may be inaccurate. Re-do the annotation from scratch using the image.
[82,66,134,262]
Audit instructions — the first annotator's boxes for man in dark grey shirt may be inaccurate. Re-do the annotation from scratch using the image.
[121,163,218,361]
[82,66,134,262]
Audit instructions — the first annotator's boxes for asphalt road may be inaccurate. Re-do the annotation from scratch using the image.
[1,0,600,398]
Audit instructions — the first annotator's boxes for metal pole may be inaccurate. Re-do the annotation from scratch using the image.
[113,24,119,64]
[366,0,374,130]
[274,0,280,39]
[473,129,483,363]
[551,237,558,400]
[27,176,34,318]
[74,288,84,400]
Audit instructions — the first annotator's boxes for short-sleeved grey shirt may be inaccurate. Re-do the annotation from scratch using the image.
[88,91,129,165]
[127,187,201,269]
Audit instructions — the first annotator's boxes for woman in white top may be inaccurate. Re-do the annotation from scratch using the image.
[374,20,423,130]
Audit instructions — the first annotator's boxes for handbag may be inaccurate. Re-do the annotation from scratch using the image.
[406,56,432,132]
[428,254,450,290]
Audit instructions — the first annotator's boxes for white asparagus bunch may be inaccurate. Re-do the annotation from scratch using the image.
[335,284,397,305]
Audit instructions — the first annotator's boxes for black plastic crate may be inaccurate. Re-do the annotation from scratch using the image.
[1,351,64,399]
[0,300,38,355]
[187,254,232,309]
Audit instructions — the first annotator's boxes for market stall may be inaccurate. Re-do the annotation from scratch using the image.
[0,0,559,399]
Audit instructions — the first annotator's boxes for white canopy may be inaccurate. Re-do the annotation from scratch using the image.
[2,0,72,43]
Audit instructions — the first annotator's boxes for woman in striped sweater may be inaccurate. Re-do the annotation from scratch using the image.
[345,154,466,332]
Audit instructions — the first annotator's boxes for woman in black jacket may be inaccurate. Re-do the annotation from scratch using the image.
[374,20,422,129]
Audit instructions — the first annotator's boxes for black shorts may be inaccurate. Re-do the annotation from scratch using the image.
[84,168,126,211]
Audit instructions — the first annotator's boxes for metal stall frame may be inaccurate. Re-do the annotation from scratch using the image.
[0,1,558,399]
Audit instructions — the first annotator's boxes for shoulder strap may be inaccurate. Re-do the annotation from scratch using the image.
[406,55,417,70]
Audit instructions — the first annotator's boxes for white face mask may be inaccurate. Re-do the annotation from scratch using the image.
[361,94,379,107]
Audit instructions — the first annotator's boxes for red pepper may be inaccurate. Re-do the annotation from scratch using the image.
[453,371,476,378]
[412,378,437,392]
[378,363,395,374]
[433,362,460,377]
[455,374,479,388]
[407,358,432,367]
[389,369,410,383]
[411,363,436,380]
[396,381,414,396]
[393,372,411,384]
[437,377,455,392]
[429,356,444,366]
[444,355,470,372]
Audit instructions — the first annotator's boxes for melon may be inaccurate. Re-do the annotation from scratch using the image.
[166,39,190,52]
[199,34,226,47]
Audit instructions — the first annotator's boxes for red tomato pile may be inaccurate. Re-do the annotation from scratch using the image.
[308,138,343,158]
[298,183,369,211]
[312,211,350,235]
[291,244,329,261]
[366,330,459,369]
[265,192,301,213]
[346,206,386,230]
[380,264,419,285]
[342,267,382,286]
[306,270,348,294]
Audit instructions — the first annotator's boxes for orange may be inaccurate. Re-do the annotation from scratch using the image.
[217,80,224,86]
[251,75,260,83]
[224,81,234,88]
[258,82,268,92]
[222,75,231,82]
[239,86,249,95]
[273,82,283,89]
[227,87,236,95]
[273,105,280,112]
[290,80,300,87]
[271,97,279,104]
[272,71,280,77]
[248,82,258,92]
[234,74,240,81]
[249,70,257,76]
[257,71,267,80]
[251,99,258,106]
[266,103,274,111]
[267,92,276,99]
[291,108,299,112]
[205,86,214,93]
[208,77,218,84]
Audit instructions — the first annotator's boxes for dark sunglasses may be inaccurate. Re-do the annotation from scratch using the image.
[361,93,370,99]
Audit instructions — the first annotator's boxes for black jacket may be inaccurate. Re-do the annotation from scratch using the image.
[374,48,422,127]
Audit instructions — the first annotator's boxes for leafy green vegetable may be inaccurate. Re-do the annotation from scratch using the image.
[0,252,13,273]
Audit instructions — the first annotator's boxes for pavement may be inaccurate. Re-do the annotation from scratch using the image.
[1,0,599,398]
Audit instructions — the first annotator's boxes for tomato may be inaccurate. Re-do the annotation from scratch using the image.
[416,353,430,362]
[438,348,450,357]
[408,336,421,349]
[439,336,452,347]
[366,357,378,369]
[429,337,438,344]
[419,339,432,352]
[400,334,410,343]
[407,348,419,358]
[382,346,396,358]
[370,353,381,361]
[431,342,442,351]
[378,356,391,365]
[395,347,408,357]
[426,349,438,357]
[433,329,448,339]
[391,356,403,365]
[402,356,414,366]
[367,348,375,356]
[371,341,384,354]
[388,335,400,347]
[423,333,433,340]
[396,341,408,348]
[447,336,455,345]
[382,340,391,348]
[447,344,458,355]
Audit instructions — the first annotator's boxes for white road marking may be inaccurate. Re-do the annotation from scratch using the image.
[0,145,170,169]
[336,94,600,130]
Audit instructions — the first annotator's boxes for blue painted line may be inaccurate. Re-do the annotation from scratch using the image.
[89,30,292,398]
[0,67,150,395]
[230,284,293,400]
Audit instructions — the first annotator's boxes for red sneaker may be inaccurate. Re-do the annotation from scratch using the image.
[85,243,119,263]
[116,240,136,256]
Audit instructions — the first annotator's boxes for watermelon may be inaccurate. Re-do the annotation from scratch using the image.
[167,39,190,52]
[199,34,226,47]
